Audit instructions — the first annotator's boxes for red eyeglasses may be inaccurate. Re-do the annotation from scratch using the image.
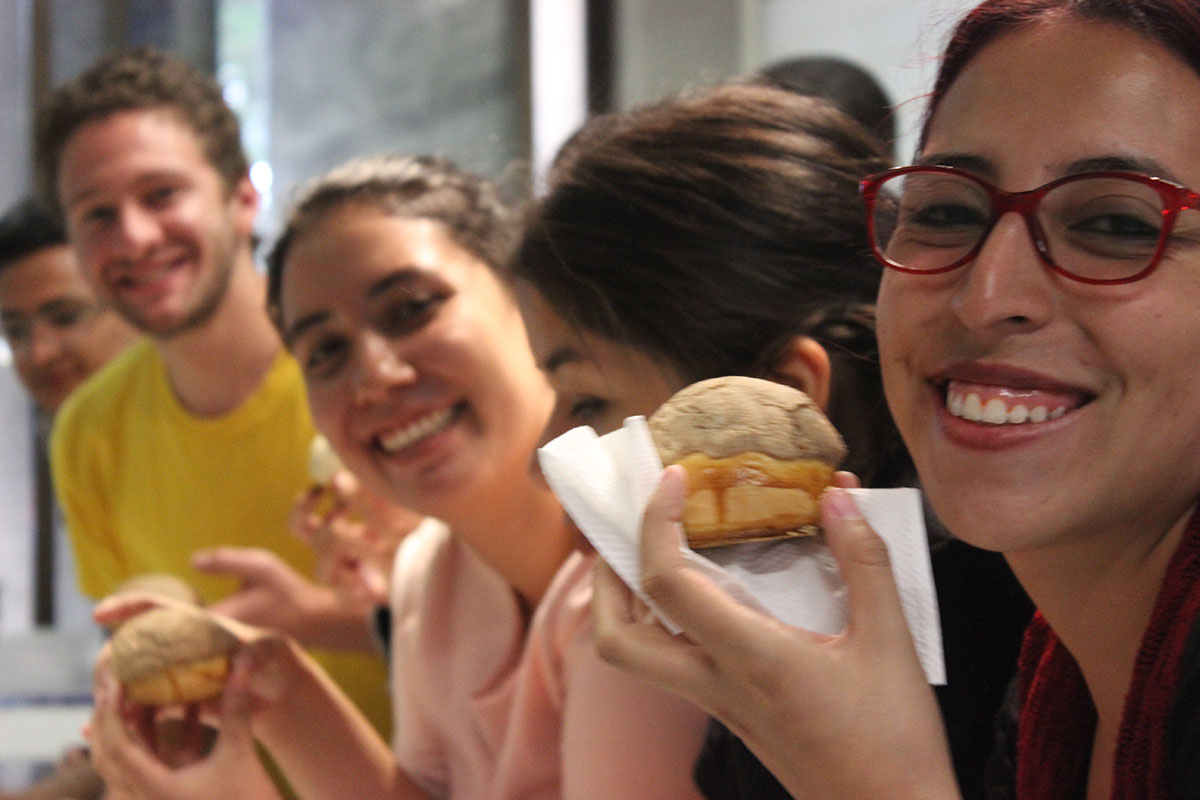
[859,165,1200,285]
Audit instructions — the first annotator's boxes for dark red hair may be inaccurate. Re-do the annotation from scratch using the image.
[921,0,1200,149]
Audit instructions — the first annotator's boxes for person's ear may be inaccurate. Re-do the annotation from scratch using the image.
[228,174,260,240]
[766,335,832,411]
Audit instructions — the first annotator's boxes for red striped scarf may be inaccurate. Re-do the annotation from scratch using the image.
[1015,510,1200,799]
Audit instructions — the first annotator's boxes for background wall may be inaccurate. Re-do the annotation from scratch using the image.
[754,0,976,162]
[263,0,530,239]
[1,0,41,637]
[612,0,976,163]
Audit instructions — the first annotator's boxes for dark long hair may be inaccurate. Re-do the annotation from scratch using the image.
[511,81,909,489]
[923,0,1200,148]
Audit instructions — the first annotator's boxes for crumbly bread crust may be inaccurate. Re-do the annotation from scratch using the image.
[110,606,238,704]
[648,376,847,465]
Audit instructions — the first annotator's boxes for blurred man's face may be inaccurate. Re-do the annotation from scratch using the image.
[0,244,138,412]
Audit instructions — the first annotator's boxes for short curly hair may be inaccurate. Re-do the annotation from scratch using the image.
[35,46,248,204]
[265,153,521,331]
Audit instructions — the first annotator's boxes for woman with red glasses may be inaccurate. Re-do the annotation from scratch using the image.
[593,1,1200,798]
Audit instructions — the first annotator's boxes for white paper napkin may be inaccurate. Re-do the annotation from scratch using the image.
[538,416,945,685]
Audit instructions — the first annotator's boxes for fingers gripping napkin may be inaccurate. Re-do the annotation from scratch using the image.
[538,377,946,685]
[648,377,846,546]
[109,606,239,705]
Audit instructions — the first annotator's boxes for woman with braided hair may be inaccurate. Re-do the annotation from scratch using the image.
[82,153,709,800]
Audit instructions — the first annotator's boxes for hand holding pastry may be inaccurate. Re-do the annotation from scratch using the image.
[592,466,959,800]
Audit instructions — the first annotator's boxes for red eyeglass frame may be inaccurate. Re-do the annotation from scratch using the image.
[858,165,1200,285]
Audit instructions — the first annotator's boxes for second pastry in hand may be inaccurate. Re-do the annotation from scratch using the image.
[109,605,239,706]
[647,376,847,547]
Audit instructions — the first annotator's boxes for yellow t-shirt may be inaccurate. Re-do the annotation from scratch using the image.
[50,339,391,737]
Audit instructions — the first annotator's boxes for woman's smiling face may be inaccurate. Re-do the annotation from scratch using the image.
[279,206,553,519]
[876,20,1200,555]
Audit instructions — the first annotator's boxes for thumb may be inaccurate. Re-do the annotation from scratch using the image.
[212,654,259,754]
[638,464,690,572]
[357,561,389,603]
[93,593,172,628]
[820,488,912,647]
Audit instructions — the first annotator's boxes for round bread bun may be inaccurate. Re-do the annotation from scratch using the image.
[109,606,238,706]
[648,376,847,548]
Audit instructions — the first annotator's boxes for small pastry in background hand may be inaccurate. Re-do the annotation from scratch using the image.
[308,433,353,518]
[648,376,847,548]
[109,606,238,706]
[309,433,346,484]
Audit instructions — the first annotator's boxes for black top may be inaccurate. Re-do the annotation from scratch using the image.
[984,607,1200,800]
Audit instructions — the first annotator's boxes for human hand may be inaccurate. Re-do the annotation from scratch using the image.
[93,591,302,719]
[591,466,961,800]
[194,547,375,652]
[86,646,285,800]
[289,470,422,607]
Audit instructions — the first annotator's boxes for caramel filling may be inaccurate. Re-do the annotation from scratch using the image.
[674,452,834,494]
[127,655,231,705]
[672,452,834,541]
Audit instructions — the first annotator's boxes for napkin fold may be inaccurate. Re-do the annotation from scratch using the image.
[538,416,945,685]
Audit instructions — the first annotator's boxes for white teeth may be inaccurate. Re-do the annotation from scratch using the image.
[378,407,455,452]
[963,393,982,419]
[948,391,1069,426]
[982,398,1008,424]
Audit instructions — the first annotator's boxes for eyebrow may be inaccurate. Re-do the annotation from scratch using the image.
[542,345,585,374]
[283,310,329,348]
[915,152,1182,183]
[913,152,995,175]
[365,270,419,302]
[1063,155,1181,182]
[0,296,91,321]
[38,297,93,313]
[64,170,190,209]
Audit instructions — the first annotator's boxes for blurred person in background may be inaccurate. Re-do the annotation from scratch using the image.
[758,54,897,163]
[0,194,138,800]
[35,46,393,749]
[0,195,138,417]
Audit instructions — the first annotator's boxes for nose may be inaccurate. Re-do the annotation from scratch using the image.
[111,202,164,259]
[24,320,66,366]
[951,211,1056,333]
[351,331,417,404]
